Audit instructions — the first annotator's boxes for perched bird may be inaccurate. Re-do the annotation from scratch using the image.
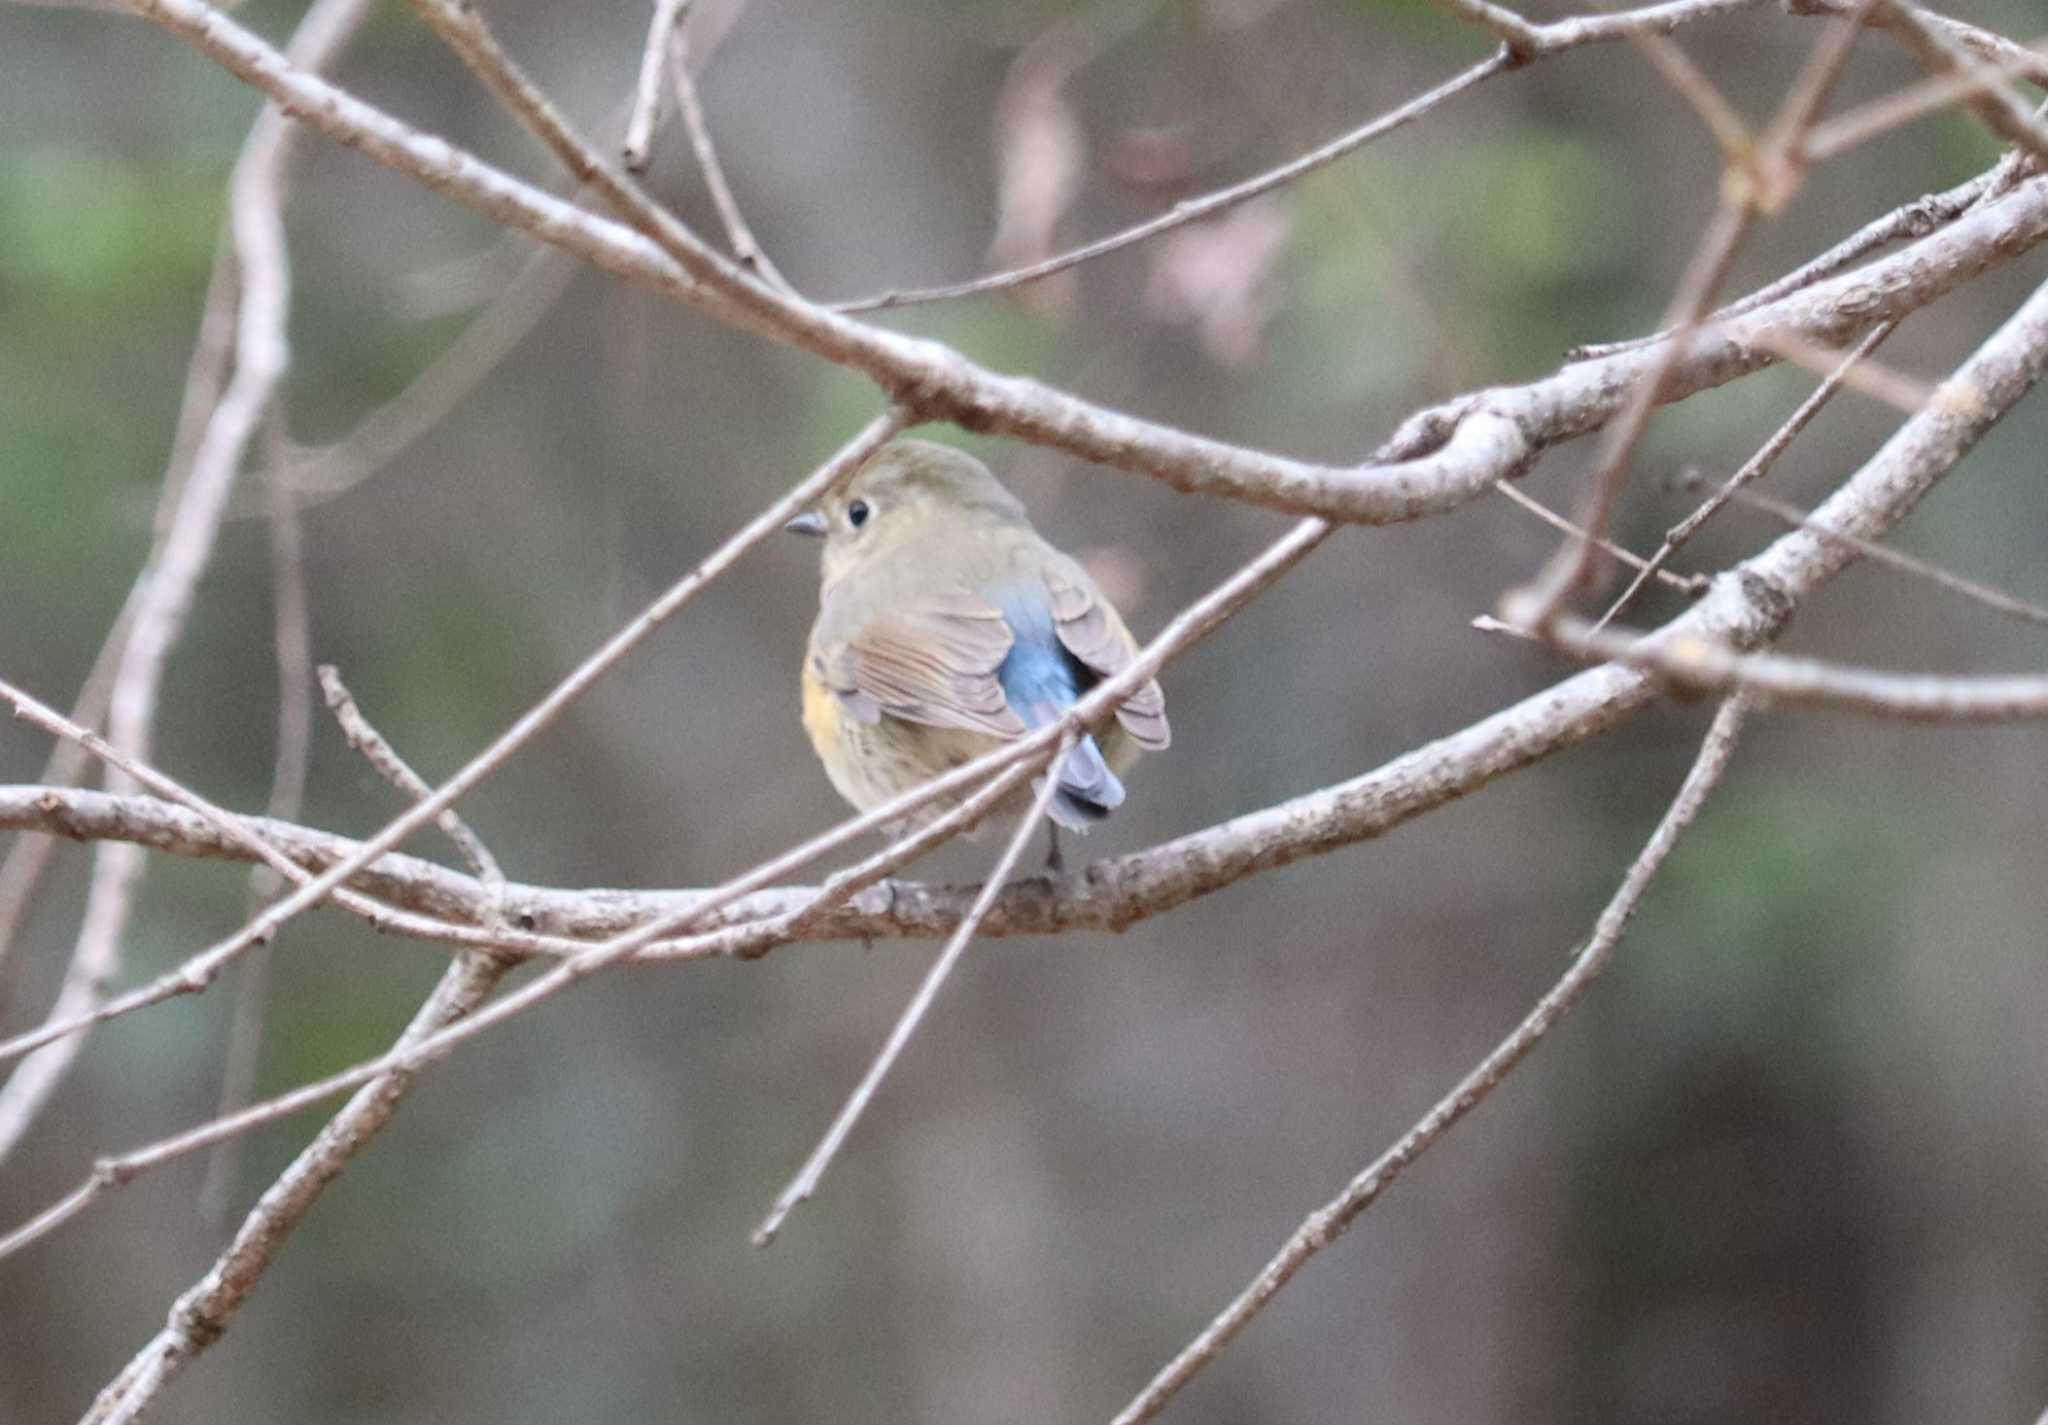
[789,439,1168,847]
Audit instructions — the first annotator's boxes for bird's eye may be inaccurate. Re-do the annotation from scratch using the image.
[847,499,872,529]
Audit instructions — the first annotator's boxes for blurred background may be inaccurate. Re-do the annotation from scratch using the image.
[3,0,2048,1420]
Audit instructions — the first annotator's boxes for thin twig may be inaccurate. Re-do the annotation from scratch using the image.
[667,17,793,292]
[1866,0,2048,166]
[0,585,141,1007]
[1492,481,1708,594]
[833,51,1510,312]
[620,0,687,171]
[833,0,1766,311]
[0,513,1330,1261]
[271,243,579,508]
[1745,327,1933,411]
[0,0,372,1167]
[84,682,517,1425]
[1787,0,2048,85]
[1520,200,1756,617]
[1519,2,1872,621]
[1534,612,2048,719]
[1109,694,1752,1425]
[1717,484,2048,630]
[1561,172,1988,363]
[88,966,508,1423]
[1593,321,1897,630]
[262,91,653,513]
[123,0,2048,525]
[199,440,315,1222]
[318,666,504,890]
[1802,37,2048,163]
[752,735,1075,1246]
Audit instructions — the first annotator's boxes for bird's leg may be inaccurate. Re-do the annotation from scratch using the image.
[1044,822,1066,876]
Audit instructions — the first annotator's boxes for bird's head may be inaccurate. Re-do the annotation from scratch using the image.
[786,439,1029,587]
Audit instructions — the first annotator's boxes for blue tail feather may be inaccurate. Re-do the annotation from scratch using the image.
[994,588,1122,829]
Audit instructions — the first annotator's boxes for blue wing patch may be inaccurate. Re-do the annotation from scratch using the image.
[994,588,1126,829]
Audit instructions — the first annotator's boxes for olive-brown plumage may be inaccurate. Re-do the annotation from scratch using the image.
[791,440,1167,833]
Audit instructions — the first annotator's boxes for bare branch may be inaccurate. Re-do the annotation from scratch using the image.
[665,16,792,292]
[620,0,687,172]
[1594,320,1896,629]
[1108,695,1752,1425]
[1563,172,1989,362]
[837,0,1769,311]
[0,411,906,1074]
[0,0,373,1166]
[835,51,1509,312]
[1491,481,1708,595]
[1517,3,1869,621]
[117,0,2048,526]
[1717,484,2048,630]
[84,950,510,1425]
[1529,613,2048,720]
[317,667,503,891]
[752,737,1074,1246]
[198,447,315,1221]
[1867,0,2048,165]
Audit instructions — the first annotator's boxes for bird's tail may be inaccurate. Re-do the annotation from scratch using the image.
[1020,700,1125,831]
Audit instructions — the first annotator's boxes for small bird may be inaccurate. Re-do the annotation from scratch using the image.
[789,439,1168,852]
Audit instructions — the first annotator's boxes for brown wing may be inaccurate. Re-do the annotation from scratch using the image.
[1046,566,1170,751]
[814,598,1027,738]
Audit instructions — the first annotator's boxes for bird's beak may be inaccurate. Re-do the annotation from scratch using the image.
[784,511,828,538]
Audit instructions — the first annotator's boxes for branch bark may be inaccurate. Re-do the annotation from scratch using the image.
[118,0,2048,525]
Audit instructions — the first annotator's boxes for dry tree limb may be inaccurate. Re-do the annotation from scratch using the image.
[0,0,376,1167]
[665,14,792,293]
[835,0,1769,311]
[752,736,1075,1246]
[620,0,687,171]
[1866,0,2048,164]
[1107,695,1753,1425]
[1594,321,1897,630]
[1514,0,1871,622]
[198,439,316,1221]
[1492,481,1709,595]
[0,412,907,1084]
[318,667,504,892]
[0,480,1327,1265]
[114,0,2048,527]
[80,675,526,1425]
[1528,613,2048,719]
[1561,173,1988,362]
[1714,484,2048,630]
